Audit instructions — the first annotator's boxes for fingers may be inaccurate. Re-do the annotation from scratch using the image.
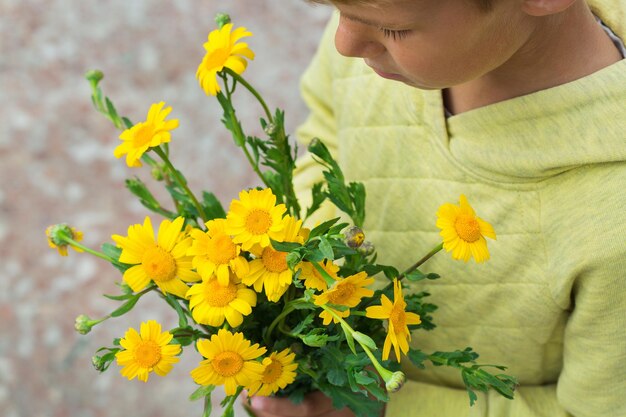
[246,390,348,417]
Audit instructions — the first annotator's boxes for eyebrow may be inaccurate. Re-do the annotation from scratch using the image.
[340,11,407,30]
[341,12,381,27]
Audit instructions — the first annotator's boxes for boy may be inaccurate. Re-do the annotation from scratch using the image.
[249,0,626,416]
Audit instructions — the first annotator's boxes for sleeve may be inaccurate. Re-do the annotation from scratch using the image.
[293,14,340,224]
[549,171,626,417]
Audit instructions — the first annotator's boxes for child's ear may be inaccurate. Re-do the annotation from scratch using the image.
[521,0,577,16]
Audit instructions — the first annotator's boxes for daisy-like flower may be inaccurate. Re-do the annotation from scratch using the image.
[244,215,304,302]
[112,216,200,298]
[247,349,298,396]
[187,272,257,327]
[226,188,287,251]
[115,320,181,382]
[435,194,496,263]
[296,260,340,291]
[188,219,249,286]
[191,329,266,396]
[314,271,375,325]
[365,279,422,362]
[196,23,255,96]
[46,224,84,256]
[114,101,179,167]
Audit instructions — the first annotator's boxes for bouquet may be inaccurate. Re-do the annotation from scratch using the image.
[47,13,517,417]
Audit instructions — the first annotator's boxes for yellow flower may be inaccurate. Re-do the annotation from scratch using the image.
[244,215,304,302]
[226,188,287,251]
[188,219,249,286]
[365,279,422,361]
[112,216,200,298]
[187,273,257,327]
[196,23,255,96]
[46,224,84,256]
[296,260,340,291]
[248,349,298,396]
[114,101,179,167]
[115,320,181,382]
[314,271,375,325]
[191,329,266,396]
[436,194,496,263]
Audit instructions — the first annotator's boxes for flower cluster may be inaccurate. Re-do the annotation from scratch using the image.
[48,13,513,417]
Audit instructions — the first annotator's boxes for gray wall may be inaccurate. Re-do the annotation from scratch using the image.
[0,1,331,416]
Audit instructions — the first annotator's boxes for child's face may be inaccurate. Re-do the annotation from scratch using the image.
[333,0,534,89]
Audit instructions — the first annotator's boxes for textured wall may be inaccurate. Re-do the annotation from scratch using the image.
[0,1,331,416]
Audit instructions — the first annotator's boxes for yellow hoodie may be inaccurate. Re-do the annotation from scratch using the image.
[294,1,626,416]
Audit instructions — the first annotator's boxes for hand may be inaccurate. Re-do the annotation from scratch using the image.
[244,390,357,417]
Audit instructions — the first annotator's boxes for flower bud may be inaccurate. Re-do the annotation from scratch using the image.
[46,224,83,256]
[263,122,277,136]
[150,166,164,181]
[46,224,73,247]
[344,226,365,248]
[385,371,406,393]
[214,13,231,29]
[85,69,104,85]
[75,314,94,335]
[357,241,375,256]
[92,355,107,372]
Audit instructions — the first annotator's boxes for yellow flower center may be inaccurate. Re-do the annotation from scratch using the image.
[262,247,288,273]
[454,214,481,243]
[204,279,238,307]
[134,122,155,147]
[208,234,237,264]
[389,304,407,330]
[261,359,283,384]
[328,282,356,305]
[245,209,272,235]
[134,340,161,368]
[212,351,244,377]
[142,246,177,282]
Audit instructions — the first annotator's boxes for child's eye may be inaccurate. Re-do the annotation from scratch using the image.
[379,28,411,41]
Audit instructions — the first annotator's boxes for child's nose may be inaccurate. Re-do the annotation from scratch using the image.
[334,19,386,59]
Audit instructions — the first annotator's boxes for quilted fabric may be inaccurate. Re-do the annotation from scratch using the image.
[293,1,626,416]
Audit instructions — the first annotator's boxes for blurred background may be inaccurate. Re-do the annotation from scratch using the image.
[0,1,331,416]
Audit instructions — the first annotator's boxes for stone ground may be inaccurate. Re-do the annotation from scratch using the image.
[0,1,331,416]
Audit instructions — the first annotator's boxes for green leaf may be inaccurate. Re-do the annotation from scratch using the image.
[327,368,348,386]
[300,330,339,347]
[352,331,377,351]
[341,323,357,355]
[290,313,314,336]
[407,348,428,369]
[308,217,340,239]
[110,294,140,317]
[101,243,122,261]
[318,237,335,260]
[319,382,384,417]
[305,182,327,220]
[405,269,426,282]
[163,293,188,327]
[202,192,227,221]
[102,293,134,301]
[270,240,302,253]
[190,385,215,401]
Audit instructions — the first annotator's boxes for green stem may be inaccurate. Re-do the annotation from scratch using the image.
[222,386,244,417]
[152,146,206,223]
[320,305,393,381]
[224,68,273,122]
[218,84,271,189]
[264,299,307,346]
[61,235,120,265]
[397,242,444,281]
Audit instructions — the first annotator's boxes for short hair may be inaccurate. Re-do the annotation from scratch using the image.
[307,0,494,12]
